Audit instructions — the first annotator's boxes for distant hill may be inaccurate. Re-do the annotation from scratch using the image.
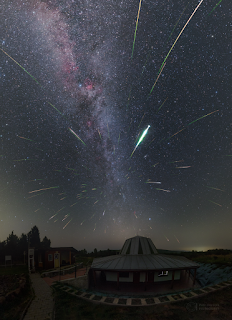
[157,249,187,255]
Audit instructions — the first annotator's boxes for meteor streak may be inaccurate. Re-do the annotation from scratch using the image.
[208,0,223,16]
[149,0,203,96]
[68,127,86,146]
[63,218,72,229]
[166,3,189,45]
[131,0,143,59]
[130,125,150,157]
[156,188,170,192]
[208,200,222,207]
[187,110,219,126]
[206,186,225,192]
[148,62,166,97]
[156,97,168,113]
[146,181,161,184]
[174,234,180,243]
[164,110,218,143]
[0,48,42,86]
[48,102,68,120]
[18,136,36,142]
[29,186,59,193]
[138,113,146,128]
[176,166,191,169]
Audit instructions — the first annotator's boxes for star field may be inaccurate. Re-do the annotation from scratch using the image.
[0,0,231,251]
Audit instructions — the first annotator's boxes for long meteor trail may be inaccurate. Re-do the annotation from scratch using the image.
[149,0,204,97]
[131,0,143,59]
[29,186,59,193]
[130,125,150,158]
[0,48,42,87]
[165,110,218,142]
[1,48,69,120]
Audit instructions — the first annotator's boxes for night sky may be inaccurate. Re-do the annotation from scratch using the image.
[1,0,231,252]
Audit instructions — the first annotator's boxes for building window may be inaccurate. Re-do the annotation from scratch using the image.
[158,271,168,277]
[48,254,53,261]
[119,272,129,278]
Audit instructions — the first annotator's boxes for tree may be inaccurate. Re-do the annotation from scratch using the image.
[94,248,98,257]
[41,236,51,249]
[0,240,6,263]
[28,226,40,248]
[6,231,19,252]
[18,233,28,255]
[5,231,19,260]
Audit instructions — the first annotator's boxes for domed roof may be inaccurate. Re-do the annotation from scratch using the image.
[120,236,158,255]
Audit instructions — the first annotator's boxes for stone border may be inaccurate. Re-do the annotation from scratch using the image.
[52,279,232,307]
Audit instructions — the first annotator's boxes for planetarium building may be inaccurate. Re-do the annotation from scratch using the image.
[89,236,200,294]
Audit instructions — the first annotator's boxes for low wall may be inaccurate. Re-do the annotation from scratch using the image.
[61,275,88,290]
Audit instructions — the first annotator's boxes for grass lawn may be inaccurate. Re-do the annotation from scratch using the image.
[53,285,232,320]
[0,265,28,275]
[182,253,232,265]
[0,265,32,320]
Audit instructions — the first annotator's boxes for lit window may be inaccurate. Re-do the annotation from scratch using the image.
[48,254,53,261]
[158,271,168,276]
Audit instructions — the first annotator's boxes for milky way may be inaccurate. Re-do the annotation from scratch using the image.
[1,0,232,250]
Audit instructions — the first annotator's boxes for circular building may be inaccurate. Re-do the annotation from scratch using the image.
[89,236,200,295]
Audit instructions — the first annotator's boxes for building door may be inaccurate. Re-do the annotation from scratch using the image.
[148,271,154,283]
[133,271,140,283]
[54,253,60,268]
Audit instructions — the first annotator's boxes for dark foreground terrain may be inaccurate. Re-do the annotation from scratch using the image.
[53,284,232,320]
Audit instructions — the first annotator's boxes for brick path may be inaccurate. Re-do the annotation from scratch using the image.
[23,273,54,320]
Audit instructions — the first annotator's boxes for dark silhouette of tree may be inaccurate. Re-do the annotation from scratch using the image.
[18,233,28,256]
[6,231,19,252]
[5,231,19,260]
[0,240,6,263]
[28,226,40,248]
[94,248,98,257]
[81,249,87,256]
[41,236,51,249]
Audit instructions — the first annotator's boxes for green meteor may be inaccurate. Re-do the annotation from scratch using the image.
[208,0,223,16]
[187,110,219,126]
[0,48,42,87]
[130,125,150,158]
[165,2,189,45]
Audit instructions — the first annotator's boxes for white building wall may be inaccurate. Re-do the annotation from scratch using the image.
[105,272,133,282]
[140,272,146,282]
[105,272,117,281]
[105,270,181,282]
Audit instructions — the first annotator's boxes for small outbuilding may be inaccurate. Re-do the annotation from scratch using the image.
[37,247,78,269]
[89,236,200,294]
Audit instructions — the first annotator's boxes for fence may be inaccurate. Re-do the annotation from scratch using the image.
[41,263,83,278]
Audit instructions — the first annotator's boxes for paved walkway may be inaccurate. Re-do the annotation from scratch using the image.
[23,273,54,320]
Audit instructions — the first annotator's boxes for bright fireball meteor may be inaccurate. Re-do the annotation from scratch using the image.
[130,125,150,158]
